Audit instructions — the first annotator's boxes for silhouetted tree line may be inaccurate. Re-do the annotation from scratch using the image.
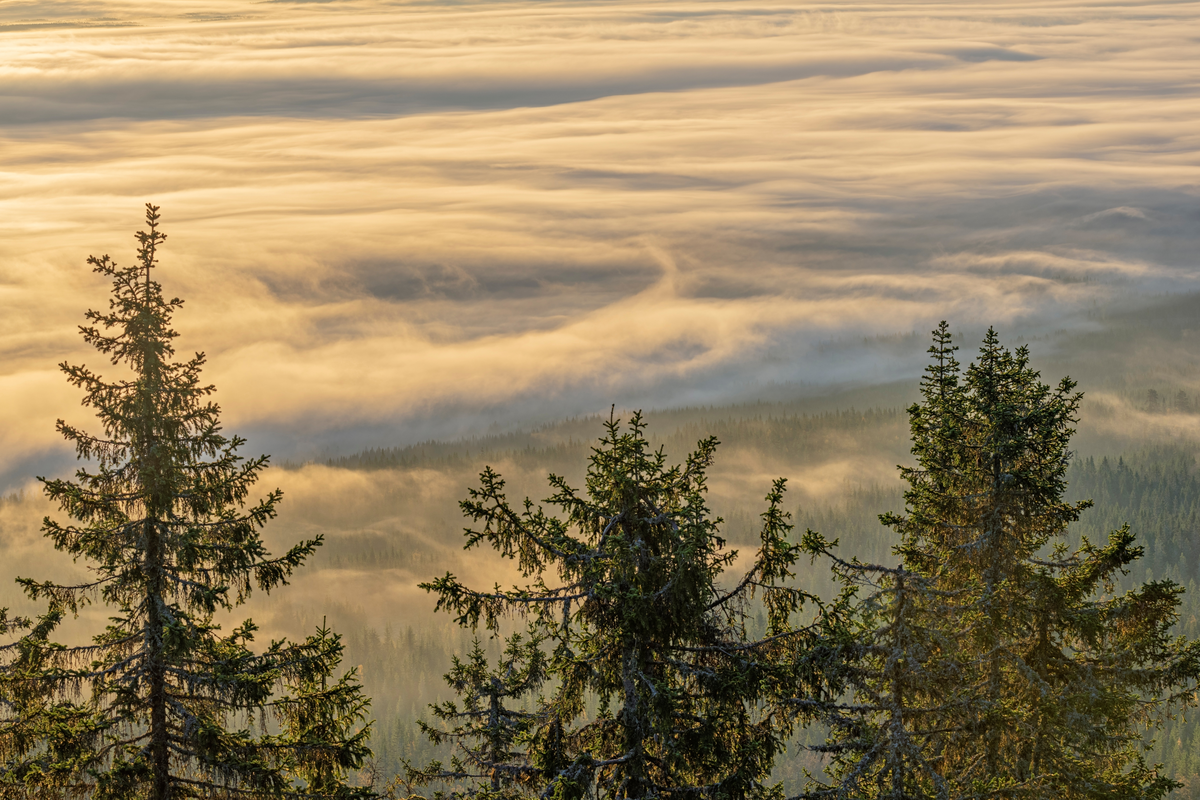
[1,209,1197,799]
[1143,389,1195,414]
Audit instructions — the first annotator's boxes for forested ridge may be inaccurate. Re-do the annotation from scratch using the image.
[267,423,1200,795]
[1067,450,1200,797]
[6,388,1200,796]
[8,393,1200,796]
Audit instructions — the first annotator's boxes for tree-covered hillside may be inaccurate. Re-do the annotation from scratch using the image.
[259,406,1200,791]
[261,403,917,786]
[1065,449,1200,797]
[6,382,1200,793]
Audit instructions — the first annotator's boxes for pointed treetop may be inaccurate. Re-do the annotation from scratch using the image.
[81,203,183,370]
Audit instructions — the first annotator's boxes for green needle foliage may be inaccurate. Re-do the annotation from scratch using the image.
[423,411,846,800]
[808,323,1200,800]
[796,554,959,800]
[405,628,549,800]
[0,205,373,799]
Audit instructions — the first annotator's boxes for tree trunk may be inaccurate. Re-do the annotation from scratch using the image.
[621,642,644,800]
[147,516,170,800]
[890,574,906,800]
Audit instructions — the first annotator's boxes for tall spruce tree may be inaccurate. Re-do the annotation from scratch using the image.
[423,412,845,800]
[808,323,1200,799]
[0,205,372,799]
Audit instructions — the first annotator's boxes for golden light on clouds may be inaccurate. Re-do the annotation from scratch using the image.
[2,0,1199,483]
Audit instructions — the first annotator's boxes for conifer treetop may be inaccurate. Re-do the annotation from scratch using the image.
[809,322,1200,800]
[1,204,371,800]
[423,410,847,800]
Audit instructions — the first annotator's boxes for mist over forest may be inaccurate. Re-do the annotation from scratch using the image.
[4,0,1200,797]
[6,0,1200,484]
[5,290,1200,792]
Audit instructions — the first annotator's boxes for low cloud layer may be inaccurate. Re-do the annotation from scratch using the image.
[2,0,1199,485]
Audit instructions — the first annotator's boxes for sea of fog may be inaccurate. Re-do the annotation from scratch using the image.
[1,0,1199,489]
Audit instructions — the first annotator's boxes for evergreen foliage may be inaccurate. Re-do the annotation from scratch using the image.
[797,555,956,800]
[405,628,548,800]
[0,206,372,799]
[423,411,846,800]
[186,398,1200,792]
[807,323,1200,799]
[1067,449,1200,596]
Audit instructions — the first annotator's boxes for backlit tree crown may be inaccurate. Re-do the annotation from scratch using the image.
[0,204,372,800]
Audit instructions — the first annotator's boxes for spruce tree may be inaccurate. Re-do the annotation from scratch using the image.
[0,205,373,799]
[423,412,842,800]
[405,628,548,800]
[796,553,956,800]
[810,323,1200,799]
